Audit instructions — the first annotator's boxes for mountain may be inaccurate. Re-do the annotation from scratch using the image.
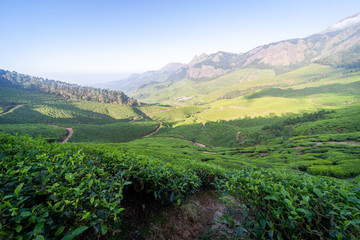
[239,13,360,70]
[182,51,245,79]
[101,62,185,93]
[110,12,360,103]
[322,12,360,33]
[0,69,141,106]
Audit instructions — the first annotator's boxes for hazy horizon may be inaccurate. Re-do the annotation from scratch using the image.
[1,0,359,85]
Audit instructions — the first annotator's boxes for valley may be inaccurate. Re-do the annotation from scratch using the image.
[1,12,360,240]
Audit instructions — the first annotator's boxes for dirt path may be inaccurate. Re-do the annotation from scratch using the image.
[129,115,143,122]
[203,151,217,154]
[145,108,176,115]
[175,133,187,138]
[1,104,24,115]
[48,124,73,143]
[61,128,73,143]
[309,99,331,107]
[156,135,207,147]
[142,122,162,138]
[193,142,206,147]
[329,141,360,145]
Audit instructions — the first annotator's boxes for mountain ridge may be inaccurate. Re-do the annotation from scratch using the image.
[105,12,360,101]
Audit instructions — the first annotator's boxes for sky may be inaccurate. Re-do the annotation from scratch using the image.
[0,0,359,85]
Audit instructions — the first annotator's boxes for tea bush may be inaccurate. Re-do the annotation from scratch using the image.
[0,133,206,239]
[216,168,360,239]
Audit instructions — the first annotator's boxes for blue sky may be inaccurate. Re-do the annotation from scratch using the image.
[0,0,359,85]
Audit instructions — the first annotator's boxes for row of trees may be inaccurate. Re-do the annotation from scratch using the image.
[0,70,140,106]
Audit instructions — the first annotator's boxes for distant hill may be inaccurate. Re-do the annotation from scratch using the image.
[0,69,141,106]
[108,12,360,103]
[101,62,185,93]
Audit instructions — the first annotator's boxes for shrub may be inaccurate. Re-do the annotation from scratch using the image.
[216,168,360,239]
[0,133,204,239]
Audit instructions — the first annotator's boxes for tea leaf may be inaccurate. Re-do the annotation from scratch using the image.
[14,183,24,196]
[101,224,108,235]
[55,226,65,236]
[33,222,44,235]
[71,226,88,236]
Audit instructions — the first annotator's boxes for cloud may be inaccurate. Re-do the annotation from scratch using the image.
[328,12,360,31]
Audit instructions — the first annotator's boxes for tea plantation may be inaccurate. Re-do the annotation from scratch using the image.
[1,133,359,239]
[1,66,360,239]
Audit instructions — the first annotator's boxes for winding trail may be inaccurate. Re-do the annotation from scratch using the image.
[61,128,73,143]
[328,141,360,146]
[203,151,217,154]
[193,142,207,147]
[156,135,207,148]
[309,99,331,107]
[48,124,73,143]
[129,115,143,122]
[1,104,24,115]
[145,108,176,115]
[142,122,162,138]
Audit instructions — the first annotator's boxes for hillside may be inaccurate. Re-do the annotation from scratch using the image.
[103,62,185,94]
[1,65,360,239]
[0,81,162,144]
[1,12,360,240]
[109,12,360,104]
[1,107,360,238]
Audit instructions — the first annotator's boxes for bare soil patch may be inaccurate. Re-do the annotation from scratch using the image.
[145,191,242,240]
[203,151,217,154]
[329,141,360,145]
[1,103,24,115]
[48,124,73,143]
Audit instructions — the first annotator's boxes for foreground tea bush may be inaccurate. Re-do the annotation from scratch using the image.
[217,168,360,239]
[2,133,360,239]
[0,133,204,239]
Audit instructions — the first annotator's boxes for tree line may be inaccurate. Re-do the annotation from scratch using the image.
[0,69,141,106]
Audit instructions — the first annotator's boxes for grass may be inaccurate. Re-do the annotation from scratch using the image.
[196,97,316,121]
[135,64,339,105]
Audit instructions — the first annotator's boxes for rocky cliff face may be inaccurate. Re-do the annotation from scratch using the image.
[241,13,360,68]
[188,65,227,79]
[184,51,244,79]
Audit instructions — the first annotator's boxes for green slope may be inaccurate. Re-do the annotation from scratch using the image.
[1,66,360,239]
[0,85,159,142]
[135,64,359,111]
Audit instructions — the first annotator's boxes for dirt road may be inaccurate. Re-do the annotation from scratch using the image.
[61,127,73,143]
[1,104,24,115]
[142,122,162,138]
[48,124,73,143]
